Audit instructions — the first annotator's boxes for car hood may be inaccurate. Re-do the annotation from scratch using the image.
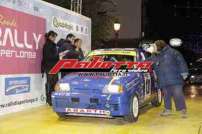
[59,73,115,92]
[58,72,139,93]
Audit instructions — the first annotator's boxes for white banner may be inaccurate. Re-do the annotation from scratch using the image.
[0,74,46,115]
[0,0,91,115]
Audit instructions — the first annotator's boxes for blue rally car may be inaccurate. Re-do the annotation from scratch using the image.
[51,48,162,122]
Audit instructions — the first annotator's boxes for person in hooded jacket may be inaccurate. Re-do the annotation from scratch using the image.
[146,40,188,118]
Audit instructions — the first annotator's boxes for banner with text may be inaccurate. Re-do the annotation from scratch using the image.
[0,0,91,115]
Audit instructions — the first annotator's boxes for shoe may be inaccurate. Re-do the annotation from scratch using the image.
[160,109,172,117]
[180,109,187,118]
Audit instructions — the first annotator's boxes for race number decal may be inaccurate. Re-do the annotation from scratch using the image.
[144,73,151,99]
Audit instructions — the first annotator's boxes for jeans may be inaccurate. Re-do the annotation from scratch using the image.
[163,85,186,111]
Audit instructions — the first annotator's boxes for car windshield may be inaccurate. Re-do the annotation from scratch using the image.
[85,54,135,62]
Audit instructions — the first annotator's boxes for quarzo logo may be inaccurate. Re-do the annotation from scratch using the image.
[52,16,89,35]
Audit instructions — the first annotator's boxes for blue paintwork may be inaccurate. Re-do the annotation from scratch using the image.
[52,48,158,117]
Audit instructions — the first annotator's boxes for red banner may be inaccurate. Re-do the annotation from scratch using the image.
[0,6,46,74]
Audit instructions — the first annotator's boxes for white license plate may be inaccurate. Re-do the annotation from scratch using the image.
[66,108,110,115]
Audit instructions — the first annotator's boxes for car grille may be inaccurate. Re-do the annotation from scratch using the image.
[56,99,68,107]
[71,98,80,103]
[90,98,99,104]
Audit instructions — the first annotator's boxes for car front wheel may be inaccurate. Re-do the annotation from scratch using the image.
[124,94,139,122]
[151,88,162,107]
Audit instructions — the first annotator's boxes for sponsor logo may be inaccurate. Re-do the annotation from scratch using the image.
[0,6,45,74]
[0,11,43,59]
[50,56,153,74]
[52,16,89,35]
[5,77,30,95]
[66,108,110,115]
[52,16,74,31]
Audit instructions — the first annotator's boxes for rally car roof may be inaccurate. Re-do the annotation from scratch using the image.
[95,48,137,51]
[88,48,138,56]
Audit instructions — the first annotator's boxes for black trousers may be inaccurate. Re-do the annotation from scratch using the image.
[46,73,58,105]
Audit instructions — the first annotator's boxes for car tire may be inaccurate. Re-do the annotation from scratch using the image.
[56,112,66,118]
[151,88,162,107]
[124,94,139,122]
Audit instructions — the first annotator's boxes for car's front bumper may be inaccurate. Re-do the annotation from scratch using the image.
[51,91,130,117]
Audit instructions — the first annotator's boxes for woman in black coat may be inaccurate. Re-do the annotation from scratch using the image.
[41,31,59,106]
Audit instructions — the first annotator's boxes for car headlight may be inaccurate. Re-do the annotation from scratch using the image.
[103,85,123,94]
[54,83,70,91]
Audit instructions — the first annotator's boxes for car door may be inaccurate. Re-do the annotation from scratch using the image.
[139,52,152,101]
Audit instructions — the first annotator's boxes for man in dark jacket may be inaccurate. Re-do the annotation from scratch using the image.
[58,34,82,77]
[148,40,188,118]
[41,31,59,106]
[58,33,76,57]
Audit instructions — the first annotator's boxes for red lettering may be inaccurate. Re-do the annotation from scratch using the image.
[49,59,77,74]
[49,56,153,74]
[74,61,89,69]
[99,62,113,69]
[87,56,103,68]
[113,62,126,69]
[136,61,153,71]
[126,62,138,69]
[49,60,66,74]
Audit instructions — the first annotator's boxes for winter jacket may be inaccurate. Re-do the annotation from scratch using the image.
[150,46,188,88]
[58,40,75,53]
[58,40,84,60]
[41,40,59,73]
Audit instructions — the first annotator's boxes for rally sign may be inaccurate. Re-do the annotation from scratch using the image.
[0,6,46,74]
[0,0,91,116]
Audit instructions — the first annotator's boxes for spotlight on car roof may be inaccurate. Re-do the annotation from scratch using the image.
[169,38,182,47]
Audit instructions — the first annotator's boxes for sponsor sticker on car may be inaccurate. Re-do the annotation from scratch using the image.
[66,108,110,115]
[5,77,30,95]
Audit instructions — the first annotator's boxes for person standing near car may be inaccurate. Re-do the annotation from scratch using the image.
[41,31,59,106]
[146,40,189,118]
[58,33,76,58]
[74,38,84,60]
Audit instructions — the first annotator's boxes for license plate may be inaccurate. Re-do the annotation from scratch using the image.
[66,108,110,115]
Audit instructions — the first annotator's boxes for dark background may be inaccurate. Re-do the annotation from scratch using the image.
[143,0,202,54]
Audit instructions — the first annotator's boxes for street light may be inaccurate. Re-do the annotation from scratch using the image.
[114,23,121,32]
[114,22,121,47]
